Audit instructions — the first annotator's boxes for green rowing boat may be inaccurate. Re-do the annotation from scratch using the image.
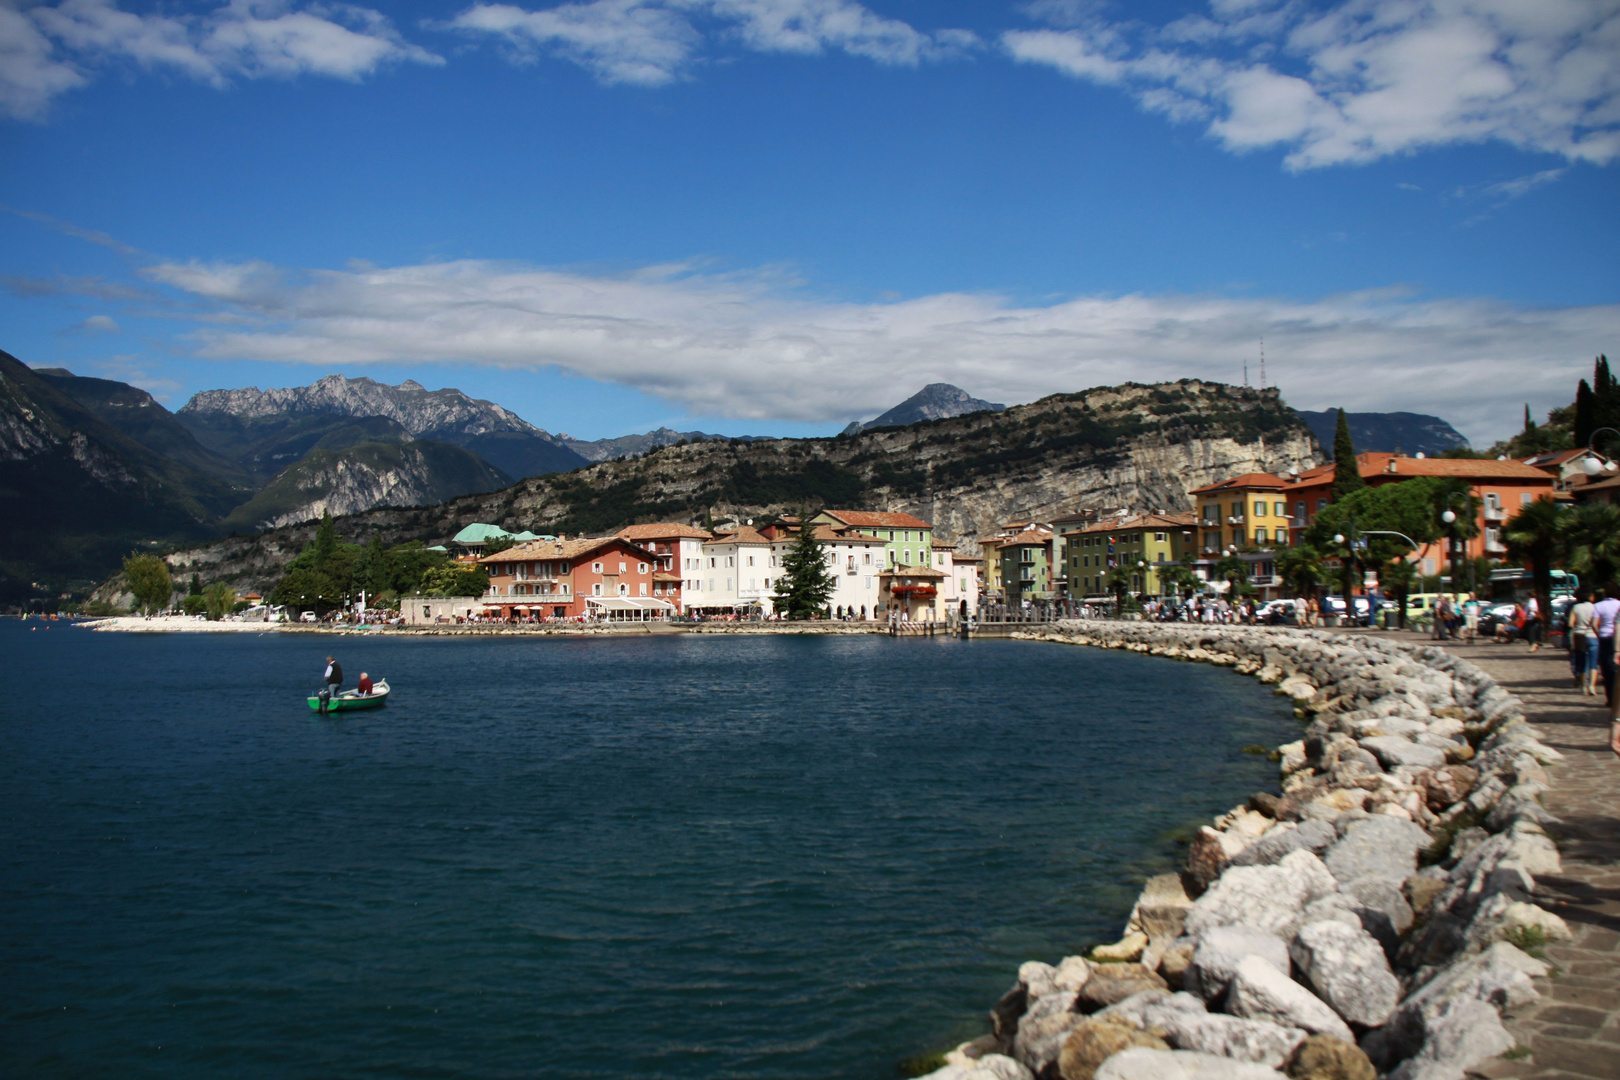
[308,679,390,713]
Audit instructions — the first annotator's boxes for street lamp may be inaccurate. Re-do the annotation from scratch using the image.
[1582,427,1620,476]
[1439,491,1473,597]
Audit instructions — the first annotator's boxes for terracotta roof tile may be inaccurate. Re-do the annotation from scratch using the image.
[479,536,653,564]
[1188,472,1289,494]
[707,526,772,545]
[819,509,931,530]
[1073,512,1198,534]
[878,565,947,579]
[617,523,712,541]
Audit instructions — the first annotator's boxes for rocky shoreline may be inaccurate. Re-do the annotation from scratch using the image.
[922,622,1566,1080]
[70,616,889,636]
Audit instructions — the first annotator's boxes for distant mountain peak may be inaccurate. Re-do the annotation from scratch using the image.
[846,383,1006,434]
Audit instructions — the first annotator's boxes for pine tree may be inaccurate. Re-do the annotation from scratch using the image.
[1330,408,1364,502]
[1523,404,1536,434]
[772,522,837,619]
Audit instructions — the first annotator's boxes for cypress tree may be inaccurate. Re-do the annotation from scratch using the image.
[1595,355,1620,438]
[1330,408,1364,502]
[1575,378,1596,446]
[1523,404,1535,434]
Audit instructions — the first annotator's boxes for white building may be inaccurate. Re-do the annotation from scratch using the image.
[617,523,712,614]
[696,526,776,615]
[787,523,887,619]
[934,542,981,614]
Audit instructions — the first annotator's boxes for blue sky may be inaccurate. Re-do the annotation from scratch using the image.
[2,0,1617,443]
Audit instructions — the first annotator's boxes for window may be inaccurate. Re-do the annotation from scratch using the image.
[637,563,647,574]
[618,583,628,596]
[726,578,733,590]
[1255,527,1268,543]
[709,557,716,568]
[709,578,715,591]
[592,583,603,596]
[618,561,627,573]
[1254,500,1266,518]
[902,549,910,564]
[748,578,755,590]
[1276,530,1289,546]
[1155,531,1167,542]
[640,583,648,596]
[1521,493,1533,505]
[560,584,569,595]
[1203,504,1218,523]
[1232,502,1245,520]
[864,552,871,565]
[1275,501,1287,517]
[747,555,755,567]
[1316,499,1328,513]
[592,561,603,573]
[726,556,735,568]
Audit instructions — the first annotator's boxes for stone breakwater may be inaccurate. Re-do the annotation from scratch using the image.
[924,623,1567,1080]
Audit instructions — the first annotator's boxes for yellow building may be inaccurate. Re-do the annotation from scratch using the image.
[1188,473,1295,554]
[1064,513,1197,597]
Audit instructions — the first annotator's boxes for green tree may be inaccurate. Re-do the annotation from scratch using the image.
[1502,497,1568,634]
[123,553,173,615]
[352,534,389,597]
[1213,553,1249,597]
[313,510,338,570]
[385,541,449,595]
[181,594,207,616]
[1105,562,1135,609]
[188,573,202,597]
[1378,556,1420,629]
[483,534,515,556]
[1275,543,1323,598]
[419,564,489,597]
[1156,561,1200,600]
[203,581,236,621]
[271,567,340,612]
[773,521,837,619]
[1431,478,1479,590]
[1564,501,1620,591]
[1330,408,1364,502]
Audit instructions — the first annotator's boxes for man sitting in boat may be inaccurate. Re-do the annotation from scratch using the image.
[356,672,374,696]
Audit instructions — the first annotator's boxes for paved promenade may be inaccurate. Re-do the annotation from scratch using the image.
[1368,630,1618,1079]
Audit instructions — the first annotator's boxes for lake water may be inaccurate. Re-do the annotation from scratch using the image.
[0,622,1297,1079]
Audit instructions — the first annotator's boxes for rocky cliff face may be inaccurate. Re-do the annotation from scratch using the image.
[148,380,1321,595]
[221,440,513,531]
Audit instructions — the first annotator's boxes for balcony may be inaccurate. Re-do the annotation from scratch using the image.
[1485,539,1508,555]
[1482,505,1506,523]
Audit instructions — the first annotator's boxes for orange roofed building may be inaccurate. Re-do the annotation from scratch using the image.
[616,523,713,613]
[478,535,668,620]
[1281,453,1556,575]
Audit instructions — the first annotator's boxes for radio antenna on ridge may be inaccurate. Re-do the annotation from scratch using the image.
[1260,336,1266,389]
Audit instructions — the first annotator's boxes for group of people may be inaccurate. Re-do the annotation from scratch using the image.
[317,655,375,713]
[1563,588,1620,755]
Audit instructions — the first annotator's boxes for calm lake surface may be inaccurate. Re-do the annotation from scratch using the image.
[1,622,1298,1079]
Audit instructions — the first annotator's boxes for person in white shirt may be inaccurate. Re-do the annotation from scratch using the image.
[1593,586,1620,755]
[1568,588,1599,695]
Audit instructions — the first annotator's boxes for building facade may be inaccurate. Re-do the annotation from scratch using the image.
[1065,513,1197,597]
[809,510,933,569]
[477,536,661,619]
[616,523,712,613]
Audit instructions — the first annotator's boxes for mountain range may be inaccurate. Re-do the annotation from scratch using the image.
[140,380,1323,602]
[841,383,1006,435]
[1296,409,1470,458]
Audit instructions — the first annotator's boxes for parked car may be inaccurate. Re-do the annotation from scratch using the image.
[1257,600,1297,624]
[299,610,317,622]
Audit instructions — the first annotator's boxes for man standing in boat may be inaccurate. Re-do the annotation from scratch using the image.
[320,655,343,712]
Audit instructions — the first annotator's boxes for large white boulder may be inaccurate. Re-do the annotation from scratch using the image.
[1289,920,1402,1028]
[1185,851,1337,939]
[1186,927,1291,1001]
[1226,954,1355,1044]
[1095,1047,1286,1080]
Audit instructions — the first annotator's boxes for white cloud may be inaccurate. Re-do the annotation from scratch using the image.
[447,0,976,85]
[1005,0,1620,169]
[74,313,119,332]
[0,5,85,120]
[2,0,442,121]
[131,254,1615,443]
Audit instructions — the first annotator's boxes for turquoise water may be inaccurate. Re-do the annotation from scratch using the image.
[0,623,1296,1078]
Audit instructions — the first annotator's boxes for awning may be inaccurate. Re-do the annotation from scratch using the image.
[584,597,677,613]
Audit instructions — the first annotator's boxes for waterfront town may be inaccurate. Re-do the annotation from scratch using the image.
[398,445,1601,626]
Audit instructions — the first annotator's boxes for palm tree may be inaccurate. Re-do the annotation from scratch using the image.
[1379,557,1420,630]
[1275,543,1323,599]
[1503,497,1569,641]
[1213,553,1249,599]
[1564,501,1620,592]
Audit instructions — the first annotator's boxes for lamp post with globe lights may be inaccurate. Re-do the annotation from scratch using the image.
[1582,427,1620,478]
[1439,490,1477,598]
